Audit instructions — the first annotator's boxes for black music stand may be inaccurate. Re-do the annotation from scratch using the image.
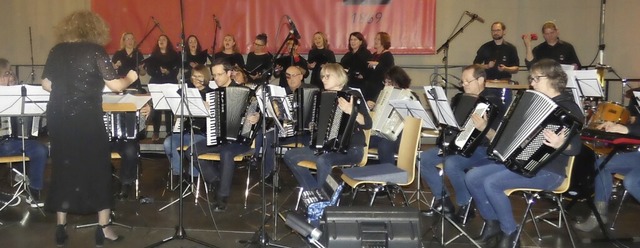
[388,99,437,209]
[0,85,47,216]
[423,85,481,247]
[157,87,212,211]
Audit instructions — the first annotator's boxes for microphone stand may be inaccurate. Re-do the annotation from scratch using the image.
[435,14,479,96]
[209,16,220,63]
[146,1,218,247]
[238,78,290,248]
[28,27,35,84]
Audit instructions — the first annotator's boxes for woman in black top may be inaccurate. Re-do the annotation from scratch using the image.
[340,32,371,91]
[111,32,145,91]
[213,34,245,68]
[366,32,395,107]
[145,34,180,141]
[283,63,372,189]
[41,11,138,246]
[245,33,273,83]
[307,32,336,90]
[183,35,209,87]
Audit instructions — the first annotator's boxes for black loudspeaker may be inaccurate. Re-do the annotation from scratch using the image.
[321,206,421,248]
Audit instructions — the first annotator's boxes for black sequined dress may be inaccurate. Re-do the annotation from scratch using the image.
[42,42,115,214]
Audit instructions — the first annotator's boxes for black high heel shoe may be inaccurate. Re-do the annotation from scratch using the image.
[95,223,123,247]
[55,224,68,247]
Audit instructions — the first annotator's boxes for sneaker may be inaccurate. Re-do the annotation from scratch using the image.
[0,191,21,207]
[25,188,44,208]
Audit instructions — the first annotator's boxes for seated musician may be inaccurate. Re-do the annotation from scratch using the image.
[574,104,640,232]
[190,59,260,212]
[274,38,309,89]
[466,59,583,248]
[420,64,505,221]
[369,66,415,165]
[163,64,213,185]
[253,66,318,182]
[283,63,372,190]
[0,65,48,206]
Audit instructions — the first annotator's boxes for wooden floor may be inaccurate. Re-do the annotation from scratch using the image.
[0,139,639,247]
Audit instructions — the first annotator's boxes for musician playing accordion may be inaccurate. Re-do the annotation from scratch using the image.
[189,59,260,212]
[574,98,640,232]
[283,63,372,190]
[466,59,583,248]
[420,64,505,222]
[253,66,318,182]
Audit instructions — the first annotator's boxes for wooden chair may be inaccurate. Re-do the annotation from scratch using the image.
[340,116,422,206]
[503,156,577,248]
[196,143,255,208]
[0,155,29,188]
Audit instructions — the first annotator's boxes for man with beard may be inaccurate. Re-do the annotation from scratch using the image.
[473,22,520,105]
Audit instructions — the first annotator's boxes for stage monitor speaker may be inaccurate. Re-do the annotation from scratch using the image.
[321,206,421,248]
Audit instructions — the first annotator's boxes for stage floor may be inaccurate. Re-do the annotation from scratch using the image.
[0,143,639,247]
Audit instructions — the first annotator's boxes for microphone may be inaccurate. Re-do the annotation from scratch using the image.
[464,11,485,23]
[285,212,322,241]
[151,16,166,34]
[21,85,27,97]
[213,15,222,29]
[434,74,463,91]
[285,15,301,39]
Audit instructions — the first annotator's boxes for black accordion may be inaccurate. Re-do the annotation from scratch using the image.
[206,86,260,146]
[309,91,360,153]
[267,86,320,138]
[438,94,500,157]
[488,90,583,177]
[103,112,143,141]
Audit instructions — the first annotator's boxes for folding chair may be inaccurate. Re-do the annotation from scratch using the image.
[340,116,422,206]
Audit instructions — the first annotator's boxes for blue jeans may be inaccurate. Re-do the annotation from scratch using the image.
[190,141,252,197]
[419,146,492,205]
[254,129,310,177]
[163,133,206,176]
[466,163,564,234]
[0,139,48,190]
[594,151,640,202]
[369,135,401,165]
[284,146,364,189]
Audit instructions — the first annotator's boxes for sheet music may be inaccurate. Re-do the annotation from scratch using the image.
[388,99,437,129]
[562,66,578,89]
[423,86,458,128]
[574,70,604,98]
[102,94,151,110]
[0,85,49,116]
[148,84,180,110]
[166,88,208,117]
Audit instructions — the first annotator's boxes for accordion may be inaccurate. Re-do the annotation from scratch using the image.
[371,86,415,141]
[438,94,500,157]
[206,86,260,146]
[267,86,320,138]
[103,112,144,141]
[309,91,360,153]
[0,116,42,139]
[488,90,583,177]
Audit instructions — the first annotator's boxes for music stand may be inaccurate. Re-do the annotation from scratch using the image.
[388,99,436,208]
[158,87,211,211]
[423,85,481,247]
[0,85,48,215]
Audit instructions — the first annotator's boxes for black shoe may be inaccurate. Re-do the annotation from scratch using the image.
[497,230,520,248]
[214,196,228,212]
[95,223,123,247]
[473,220,501,246]
[117,184,132,200]
[455,204,476,224]
[422,197,455,217]
[55,224,67,247]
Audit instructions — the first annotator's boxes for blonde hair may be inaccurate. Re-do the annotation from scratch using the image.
[312,32,330,49]
[320,63,348,88]
[55,10,110,45]
[119,32,135,50]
